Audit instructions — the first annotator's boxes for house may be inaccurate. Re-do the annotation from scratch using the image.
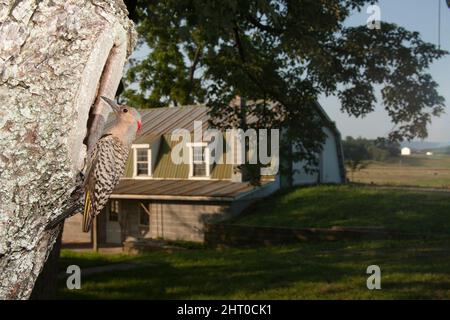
[401,147,411,156]
[62,101,345,245]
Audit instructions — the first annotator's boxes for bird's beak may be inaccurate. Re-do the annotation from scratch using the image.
[101,96,120,114]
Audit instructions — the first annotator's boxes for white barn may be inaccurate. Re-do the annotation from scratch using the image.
[286,102,345,186]
[401,147,411,156]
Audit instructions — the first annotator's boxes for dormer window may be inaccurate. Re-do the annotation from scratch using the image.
[136,148,149,175]
[132,144,151,178]
[193,145,206,176]
[187,142,210,178]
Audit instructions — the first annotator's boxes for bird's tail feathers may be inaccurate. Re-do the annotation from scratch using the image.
[82,191,93,233]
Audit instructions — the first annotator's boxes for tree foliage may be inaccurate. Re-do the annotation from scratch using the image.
[343,135,400,162]
[124,0,446,171]
[342,135,400,180]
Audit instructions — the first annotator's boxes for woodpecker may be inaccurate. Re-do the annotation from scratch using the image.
[82,96,142,232]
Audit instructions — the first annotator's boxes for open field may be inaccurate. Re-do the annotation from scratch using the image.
[58,185,450,299]
[232,185,450,234]
[350,154,450,188]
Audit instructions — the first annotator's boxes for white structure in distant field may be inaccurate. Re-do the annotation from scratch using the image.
[401,147,411,156]
[426,151,433,156]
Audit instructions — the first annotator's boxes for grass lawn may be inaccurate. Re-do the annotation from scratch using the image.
[351,154,450,188]
[232,185,450,235]
[57,184,450,299]
[58,239,450,299]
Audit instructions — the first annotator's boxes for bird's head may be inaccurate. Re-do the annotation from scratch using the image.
[101,96,142,134]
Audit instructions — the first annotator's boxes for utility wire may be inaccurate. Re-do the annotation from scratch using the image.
[439,0,441,49]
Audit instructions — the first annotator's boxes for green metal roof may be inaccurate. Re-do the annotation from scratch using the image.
[153,135,190,179]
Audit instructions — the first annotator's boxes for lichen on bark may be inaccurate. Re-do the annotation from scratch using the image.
[0,0,136,299]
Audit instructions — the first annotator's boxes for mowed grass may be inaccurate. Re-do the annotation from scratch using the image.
[232,185,450,235]
[57,185,450,299]
[351,154,450,188]
[58,239,450,299]
[57,250,142,271]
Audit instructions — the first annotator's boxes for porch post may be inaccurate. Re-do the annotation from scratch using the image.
[92,216,98,252]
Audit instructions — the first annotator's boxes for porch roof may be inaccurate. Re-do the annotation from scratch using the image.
[110,179,272,201]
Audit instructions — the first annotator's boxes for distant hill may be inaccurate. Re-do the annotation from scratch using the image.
[400,141,450,151]
[425,146,450,155]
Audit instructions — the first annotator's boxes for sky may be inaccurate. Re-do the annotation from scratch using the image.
[320,0,450,143]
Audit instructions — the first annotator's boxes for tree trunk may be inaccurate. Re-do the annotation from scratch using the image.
[0,0,136,299]
[29,226,63,300]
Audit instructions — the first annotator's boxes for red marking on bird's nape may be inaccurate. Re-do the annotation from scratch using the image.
[137,121,142,132]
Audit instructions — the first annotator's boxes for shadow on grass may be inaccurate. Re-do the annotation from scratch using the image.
[57,185,450,299]
[57,239,450,299]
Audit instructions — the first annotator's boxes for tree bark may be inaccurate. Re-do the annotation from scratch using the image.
[0,0,136,299]
[29,226,63,300]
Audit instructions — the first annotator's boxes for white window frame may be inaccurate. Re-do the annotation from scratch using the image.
[132,144,152,179]
[187,142,210,179]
